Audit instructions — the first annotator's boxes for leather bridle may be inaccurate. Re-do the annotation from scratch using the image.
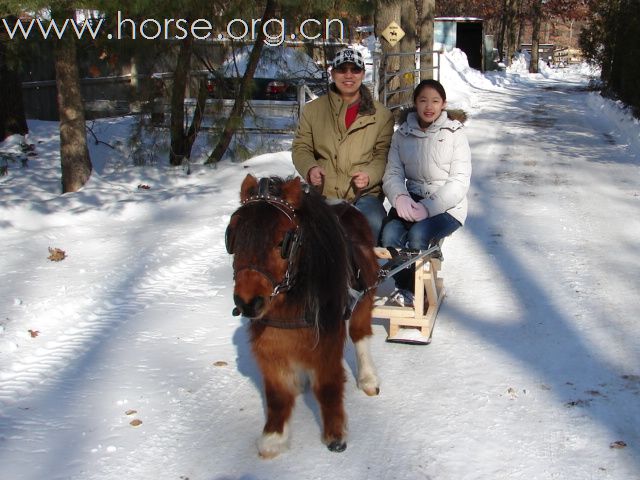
[226,179,303,299]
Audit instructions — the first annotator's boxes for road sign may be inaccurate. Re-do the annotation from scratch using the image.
[382,21,405,47]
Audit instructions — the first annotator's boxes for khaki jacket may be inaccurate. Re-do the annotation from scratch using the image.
[292,85,394,200]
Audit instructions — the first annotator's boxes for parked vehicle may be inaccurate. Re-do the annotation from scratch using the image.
[206,45,328,101]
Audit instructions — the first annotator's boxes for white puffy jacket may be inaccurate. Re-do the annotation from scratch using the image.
[383,110,472,224]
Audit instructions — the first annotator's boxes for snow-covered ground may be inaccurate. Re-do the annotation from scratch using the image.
[1,50,639,480]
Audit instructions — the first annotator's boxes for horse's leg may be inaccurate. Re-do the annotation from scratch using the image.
[312,357,347,452]
[349,294,380,396]
[257,368,297,459]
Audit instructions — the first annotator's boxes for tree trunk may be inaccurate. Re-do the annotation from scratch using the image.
[398,0,416,107]
[516,3,525,51]
[184,78,208,158]
[0,66,29,142]
[417,0,435,81]
[0,16,29,142]
[530,0,542,73]
[375,0,402,107]
[52,5,92,193]
[206,0,277,164]
[169,37,193,166]
[497,0,508,63]
[505,0,519,66]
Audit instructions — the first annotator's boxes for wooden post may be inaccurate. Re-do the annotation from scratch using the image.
[373,250,446,343]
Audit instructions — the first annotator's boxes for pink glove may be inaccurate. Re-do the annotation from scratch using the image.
[411,202,429,221]
[395,195,414,221]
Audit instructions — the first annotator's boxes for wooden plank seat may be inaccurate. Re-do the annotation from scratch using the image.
[372,242,446,344]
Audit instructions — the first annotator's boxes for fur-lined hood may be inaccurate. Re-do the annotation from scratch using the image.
[292,83,395,202]
[396,109,468,137]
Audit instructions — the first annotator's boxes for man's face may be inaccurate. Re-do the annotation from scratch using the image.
[331,62,364,97]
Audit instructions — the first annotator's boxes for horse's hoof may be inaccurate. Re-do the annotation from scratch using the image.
[327,440,347,452]
[258,428,289,459]
[258,449,280,460]
[363,385,380,396]
[358,376,380,396]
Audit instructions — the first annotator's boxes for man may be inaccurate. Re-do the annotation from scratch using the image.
[292,47,394,244]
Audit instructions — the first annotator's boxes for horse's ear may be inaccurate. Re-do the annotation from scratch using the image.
[280,176,304,209]
[240,174,259,202]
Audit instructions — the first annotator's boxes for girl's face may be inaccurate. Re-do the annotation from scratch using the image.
[415,87,447,126]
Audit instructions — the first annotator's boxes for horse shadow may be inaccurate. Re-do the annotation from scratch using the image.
[231,320,262,392]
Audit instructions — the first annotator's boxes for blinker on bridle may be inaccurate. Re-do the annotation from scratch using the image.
[226,178,303,300]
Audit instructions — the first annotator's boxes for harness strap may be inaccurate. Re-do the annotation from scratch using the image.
[251,316,314,329]
[234,264,295,298]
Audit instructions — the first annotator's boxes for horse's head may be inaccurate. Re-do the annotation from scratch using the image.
[226,175,305,319]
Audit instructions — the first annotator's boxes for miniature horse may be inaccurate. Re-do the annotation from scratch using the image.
[226,174,380,458]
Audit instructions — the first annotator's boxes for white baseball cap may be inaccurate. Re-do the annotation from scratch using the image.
[332,48,365,69]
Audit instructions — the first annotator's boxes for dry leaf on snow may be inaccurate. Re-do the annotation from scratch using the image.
[47,247,66,262]
[610,440,627,449]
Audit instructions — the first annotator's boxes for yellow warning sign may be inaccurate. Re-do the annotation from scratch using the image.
[382,21,405,47]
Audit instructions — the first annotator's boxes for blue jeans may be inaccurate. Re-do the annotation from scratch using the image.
[381,211,461,250]
[354,195,387,246]
[381,211,461,290]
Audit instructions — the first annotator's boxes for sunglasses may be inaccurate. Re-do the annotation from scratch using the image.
[333,65,364,74]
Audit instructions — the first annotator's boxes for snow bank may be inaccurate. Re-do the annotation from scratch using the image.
[586,92,640,156]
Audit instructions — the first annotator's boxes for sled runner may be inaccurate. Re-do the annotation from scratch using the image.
[372,242,446,345]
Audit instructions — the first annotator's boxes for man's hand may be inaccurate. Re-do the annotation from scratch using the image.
[308,166,325,186]
[351,171,370,190]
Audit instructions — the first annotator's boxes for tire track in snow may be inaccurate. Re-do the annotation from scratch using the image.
[0,214,231,410]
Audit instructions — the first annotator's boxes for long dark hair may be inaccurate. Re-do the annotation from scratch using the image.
[413,79,447,103]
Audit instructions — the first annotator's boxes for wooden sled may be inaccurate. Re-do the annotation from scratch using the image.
[372,245,446,345]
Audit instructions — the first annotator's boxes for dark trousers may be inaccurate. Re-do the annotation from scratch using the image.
[381,206,461,291]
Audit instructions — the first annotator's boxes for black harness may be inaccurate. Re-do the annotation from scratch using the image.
[226,179,315,328]
[226,178,303,300]
[226,178,384,328]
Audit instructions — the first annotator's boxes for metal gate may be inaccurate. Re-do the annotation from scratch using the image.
[372,50,441,111]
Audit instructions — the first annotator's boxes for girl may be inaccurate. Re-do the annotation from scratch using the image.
[382,79,472,306]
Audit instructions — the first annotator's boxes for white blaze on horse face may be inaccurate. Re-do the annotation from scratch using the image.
[257,423,290,459]
[354,337,380,396]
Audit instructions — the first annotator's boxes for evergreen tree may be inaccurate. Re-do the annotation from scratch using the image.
[2,1,93,192]
[580,0,640,113]
[0,14,29,141]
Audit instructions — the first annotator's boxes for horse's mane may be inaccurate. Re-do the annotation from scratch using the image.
[292,181,351,330]
[234,176,351,329]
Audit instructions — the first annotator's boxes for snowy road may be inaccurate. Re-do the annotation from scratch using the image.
[1,62,639,480]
